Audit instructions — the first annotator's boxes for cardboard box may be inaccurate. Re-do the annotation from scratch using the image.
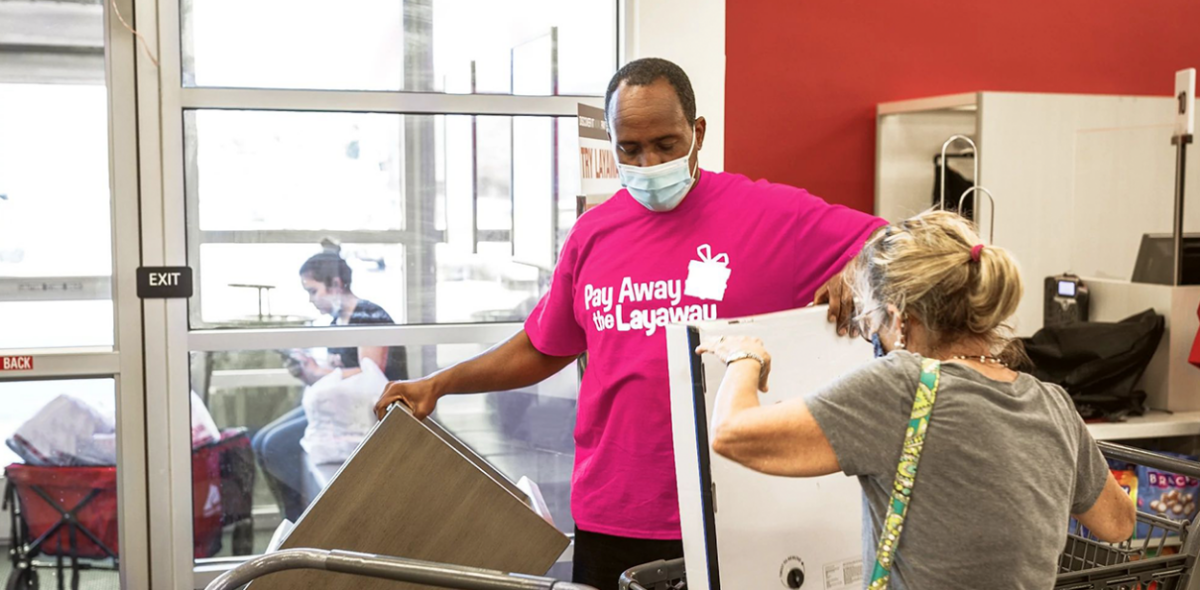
[251,407,568,590]
[667,307,870,590]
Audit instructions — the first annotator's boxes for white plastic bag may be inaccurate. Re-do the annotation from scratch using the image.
[6,394,117,466]
[191,390,221,448]
[300,358,387,465]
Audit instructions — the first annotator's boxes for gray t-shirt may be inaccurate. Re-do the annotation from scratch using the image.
[805,351,1109,590]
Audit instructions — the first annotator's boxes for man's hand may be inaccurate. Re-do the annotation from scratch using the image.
[813,270,858,338]
[375,379,441,421]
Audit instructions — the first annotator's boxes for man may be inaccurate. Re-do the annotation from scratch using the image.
[375,57,885,589]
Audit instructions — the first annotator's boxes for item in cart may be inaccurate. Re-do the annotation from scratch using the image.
[1112,464,1138,504]
[1137,453,1200,539]
[6,394,116,466]
[191,390,221,448]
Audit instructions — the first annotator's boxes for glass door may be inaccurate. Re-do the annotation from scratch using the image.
[0,0,149,587]
[145,0,620,586]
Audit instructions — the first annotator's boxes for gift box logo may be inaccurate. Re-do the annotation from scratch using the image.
[684,244,732,302]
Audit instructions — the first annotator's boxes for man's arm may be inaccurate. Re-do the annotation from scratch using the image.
[374,330,578,420]
[813,225,886,338]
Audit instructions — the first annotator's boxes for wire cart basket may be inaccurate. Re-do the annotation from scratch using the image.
[4,429,255,590]
[620,442,1200,590]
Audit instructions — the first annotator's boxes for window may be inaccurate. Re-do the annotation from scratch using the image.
[182,0,616,95]
[0,3,142,585]
[171,0,617,576]
[183,111,578,328]
[0,2,113,351]
[189,343,577,558]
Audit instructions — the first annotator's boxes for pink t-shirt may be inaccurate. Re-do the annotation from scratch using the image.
[524,170,885,539]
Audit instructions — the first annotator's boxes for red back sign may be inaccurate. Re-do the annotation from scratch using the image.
[0,356,33,371]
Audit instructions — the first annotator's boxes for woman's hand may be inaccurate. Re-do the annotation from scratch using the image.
[284,352,325,385]
[696,336,772,393]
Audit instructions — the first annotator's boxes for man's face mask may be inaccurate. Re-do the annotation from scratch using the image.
[616,126,698,212]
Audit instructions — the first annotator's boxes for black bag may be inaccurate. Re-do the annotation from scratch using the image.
[1021,309,1165,420]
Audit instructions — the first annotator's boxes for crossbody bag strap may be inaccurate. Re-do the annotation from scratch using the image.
[868,357,942,590]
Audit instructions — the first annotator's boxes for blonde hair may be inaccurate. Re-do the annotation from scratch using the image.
[851,210,1024,359]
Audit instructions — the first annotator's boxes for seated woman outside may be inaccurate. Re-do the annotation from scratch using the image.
[252,242,408,522]
[698,211,1135,589]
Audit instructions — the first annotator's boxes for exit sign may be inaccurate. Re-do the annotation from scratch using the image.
[137,267,194,299]
[1,356,33,371]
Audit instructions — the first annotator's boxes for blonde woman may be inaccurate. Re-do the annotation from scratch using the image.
[698,211,1134,589]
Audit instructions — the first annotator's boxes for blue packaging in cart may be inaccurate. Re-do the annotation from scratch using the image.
[1137,453,1200,539]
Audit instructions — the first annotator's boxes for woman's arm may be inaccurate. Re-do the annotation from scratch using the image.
[285,352,332,385]
[340,345,390,378]
[699,337,841,477]
[1073,472,1136,543]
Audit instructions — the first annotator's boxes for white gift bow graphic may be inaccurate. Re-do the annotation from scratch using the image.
[696,244,729,266]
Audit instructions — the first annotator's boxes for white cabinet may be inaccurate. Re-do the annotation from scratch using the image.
[877,92,1200,413]
[876,91,1200,337]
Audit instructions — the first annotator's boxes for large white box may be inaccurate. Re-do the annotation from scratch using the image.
[667,307,872,590]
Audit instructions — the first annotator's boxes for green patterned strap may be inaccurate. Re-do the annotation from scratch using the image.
[867,357,942,590]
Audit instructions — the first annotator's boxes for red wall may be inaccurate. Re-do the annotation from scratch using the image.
[725,1,1200,213]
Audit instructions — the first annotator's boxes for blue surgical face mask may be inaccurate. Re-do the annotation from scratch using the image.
[872,332,887,359]
[616,128,698,212]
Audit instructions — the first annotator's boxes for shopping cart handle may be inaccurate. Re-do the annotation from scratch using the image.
[204,548,597,590]
[1098,441,1200,479]
[619,558,687,590]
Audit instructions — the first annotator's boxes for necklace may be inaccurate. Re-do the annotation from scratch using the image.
[949,354,1008,367]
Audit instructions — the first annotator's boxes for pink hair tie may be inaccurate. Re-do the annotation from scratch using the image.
[970,244,986,262]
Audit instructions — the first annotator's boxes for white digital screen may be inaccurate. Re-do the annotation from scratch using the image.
[1057,280,1077,297]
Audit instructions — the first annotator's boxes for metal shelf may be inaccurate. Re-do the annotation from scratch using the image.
[1088,411,1200,441]
[876,92,978,116]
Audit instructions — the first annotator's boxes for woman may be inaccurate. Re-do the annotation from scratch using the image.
[698,211,1134,589]
[252,242,407,521]
[292,241,407,382]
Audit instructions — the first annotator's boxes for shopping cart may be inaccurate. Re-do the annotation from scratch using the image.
[3,429,255,590]
[1055,442,1200,590]
[204,548,596,590]
[620,442,1200,590]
